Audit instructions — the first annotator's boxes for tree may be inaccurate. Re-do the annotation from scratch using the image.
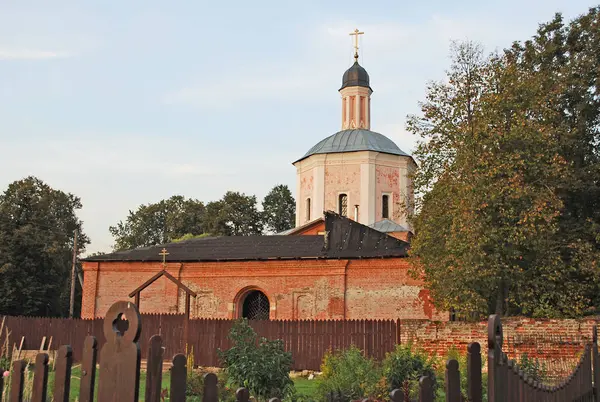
[109,195,205,250]
[262,184,295,233]
[203,191,263,236]
[0,177,89,317]
[408,19,599,319]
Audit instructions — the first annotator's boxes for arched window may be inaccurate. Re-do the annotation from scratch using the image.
[339,194,348,216]
[306,198,311,221]
[382,194,390,219]
[242,290,270,320]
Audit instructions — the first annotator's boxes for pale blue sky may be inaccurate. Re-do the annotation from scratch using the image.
[0,0,593,253]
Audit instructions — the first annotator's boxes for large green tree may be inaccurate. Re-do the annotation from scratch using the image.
[409,8,599,319]
[203,191,263,236]
[109,195,205,250]
[262,184,295,233]
[0,177,89,317]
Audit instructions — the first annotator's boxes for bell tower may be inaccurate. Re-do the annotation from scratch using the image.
[340,29,372,130]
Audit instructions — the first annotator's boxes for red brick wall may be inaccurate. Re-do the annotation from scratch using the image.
[81,258,442,321]
[400,317,599,377]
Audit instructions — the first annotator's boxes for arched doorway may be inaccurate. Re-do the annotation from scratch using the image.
[241,290,270,320]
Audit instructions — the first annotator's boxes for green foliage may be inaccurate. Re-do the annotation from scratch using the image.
[409,6,600,319]
[435,347,488,402]
[262,184,296,233]
[383,344,437,400]
[317,346,386,402]
[204,192,263,236]
[218,319,294,401]
[172,233,213,242]
[0,176,89,317]
[185,370,236,402]
[109,195,206,250]
[518,353,547,383]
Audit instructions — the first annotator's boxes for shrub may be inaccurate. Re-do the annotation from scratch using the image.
[218,319,294,401]
[518,353,547,383]
[435,347,488,402]
[382,344,437,401]
[317,345,385,402]
[185,370,236,402]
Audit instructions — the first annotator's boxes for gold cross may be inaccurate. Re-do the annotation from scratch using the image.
[159,248,169,268]
[349,28,364,60]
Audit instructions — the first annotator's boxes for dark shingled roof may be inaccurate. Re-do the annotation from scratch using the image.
[84,212,408,262]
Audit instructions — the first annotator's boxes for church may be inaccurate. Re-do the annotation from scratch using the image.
[81,31,445,322]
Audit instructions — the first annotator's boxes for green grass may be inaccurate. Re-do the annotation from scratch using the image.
[293,377,320,398]
[9,366,318,401]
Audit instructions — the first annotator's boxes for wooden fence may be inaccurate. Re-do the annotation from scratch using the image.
[2,301,598,401]
[2,313,398,371]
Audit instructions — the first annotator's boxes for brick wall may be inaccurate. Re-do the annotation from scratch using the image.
[400,317,599,378]
[81,258,443,321]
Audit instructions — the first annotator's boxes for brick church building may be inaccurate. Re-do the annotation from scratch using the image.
[81,34,446,322]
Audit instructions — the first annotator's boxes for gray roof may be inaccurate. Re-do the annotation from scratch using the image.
[83,212,409,263]
[294,129,410,163]
[368,219,408,233]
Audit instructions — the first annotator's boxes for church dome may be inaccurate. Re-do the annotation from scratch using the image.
[340,61,371,90]
[294,129,409,163]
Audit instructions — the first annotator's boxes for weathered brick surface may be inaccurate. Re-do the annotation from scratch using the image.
[400,317,599,378]
[81,258,443,321]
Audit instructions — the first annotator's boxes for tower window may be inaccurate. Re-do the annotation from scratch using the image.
[349,96,356,124]
[339,194,348,217]
[382,195,390,219]
[306,198,311,222]
[360,96,366,126]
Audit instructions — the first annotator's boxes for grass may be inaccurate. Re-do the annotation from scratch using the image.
[6,365,319,401]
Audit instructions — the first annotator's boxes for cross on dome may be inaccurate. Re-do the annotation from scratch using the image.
[349,28,364,61]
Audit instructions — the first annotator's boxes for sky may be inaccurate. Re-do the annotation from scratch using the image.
[0,0,594,254]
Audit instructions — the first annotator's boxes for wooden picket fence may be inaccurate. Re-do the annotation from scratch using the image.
[1,301,598,401]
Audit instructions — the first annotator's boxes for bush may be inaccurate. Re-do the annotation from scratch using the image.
[382,343,437,401]
[317,345,386,402]
[435,347,488,402]
[518,353,547,383]
[218,319,294,401]
[185,370,236,402]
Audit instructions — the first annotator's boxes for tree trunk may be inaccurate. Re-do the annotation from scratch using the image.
[495,282,505,316]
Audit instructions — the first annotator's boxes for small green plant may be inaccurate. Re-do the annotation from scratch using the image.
[518,353,547,383]
[382,343,437,401]
[218,319,294,401]
[317,345,385,402]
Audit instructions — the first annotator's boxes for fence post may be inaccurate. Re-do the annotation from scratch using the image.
[594,326,599,402]
[146,335,164,402]
[487,315,503,402]
[445,359,460,402]
[236,388,250,402]
[9,360,25,402]
[467,342,482,402]
[79,336,98,402]
[170,354,187,402]
[53,345,73,402]
[419,376,434,402]
[98,301,142,402]
[30,353,49,402]
[390,389,404,402]
[203,373,218,402]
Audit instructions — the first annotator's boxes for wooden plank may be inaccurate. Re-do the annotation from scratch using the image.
[467,342,482,402]
[9,360,25,402]
[445,359,460,402]
[30,353,49,402]
[203,372,218,402]
[79,336,98,402]
[145,335,164,402]
[419,376,434,402]
[236,388,250,402]
[170,354,187,402]
[53,345,73,402]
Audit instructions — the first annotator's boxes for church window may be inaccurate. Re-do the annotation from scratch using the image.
[382,194,390,219]
[349,96,356,123]
[339,194,348,217]
[306,198,311,221]
[342,98,347,124]
[242,290,270,320]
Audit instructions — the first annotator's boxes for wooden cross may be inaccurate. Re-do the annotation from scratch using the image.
[159,248,169,268]
[349,28,364,60]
